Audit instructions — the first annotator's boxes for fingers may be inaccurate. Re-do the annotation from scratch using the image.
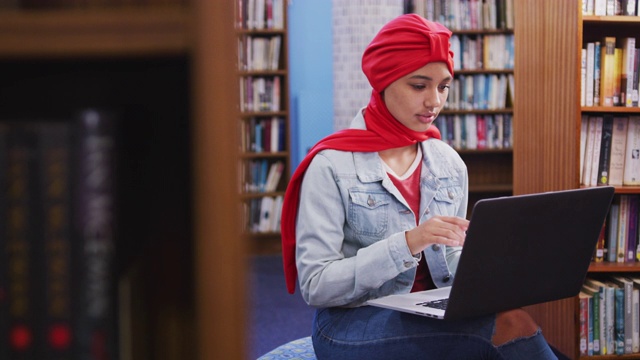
[405,216,469,254]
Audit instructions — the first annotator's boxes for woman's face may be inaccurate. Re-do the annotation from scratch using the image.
[383,61,451,132]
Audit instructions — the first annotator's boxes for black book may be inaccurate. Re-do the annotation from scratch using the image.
[37,122,74,359]
[5,122,43,360]
[597,115,614,186]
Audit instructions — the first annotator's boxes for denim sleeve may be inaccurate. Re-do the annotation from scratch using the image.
[296,153,418,308]
[445,159,468,275]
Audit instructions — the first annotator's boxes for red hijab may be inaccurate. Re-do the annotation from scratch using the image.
[281,14,454,293]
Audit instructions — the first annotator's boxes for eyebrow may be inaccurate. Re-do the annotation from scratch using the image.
[408,74,452,82]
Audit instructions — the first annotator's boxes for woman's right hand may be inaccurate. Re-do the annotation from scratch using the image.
[404,216,469,256]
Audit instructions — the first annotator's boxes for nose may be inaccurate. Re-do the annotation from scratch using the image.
[423,87,441,110]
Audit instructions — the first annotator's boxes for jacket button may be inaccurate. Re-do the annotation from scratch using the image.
[448,191,455,199]
[443,274,451,282]
[431,244,440,251]
[403,261,413,268]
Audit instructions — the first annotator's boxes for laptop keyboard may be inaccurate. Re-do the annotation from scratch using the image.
[417,298,448,310]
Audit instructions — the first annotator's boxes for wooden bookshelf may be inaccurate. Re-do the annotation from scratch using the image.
[235,0,291,255]
[0,2,245,359]
[515,1,640,359]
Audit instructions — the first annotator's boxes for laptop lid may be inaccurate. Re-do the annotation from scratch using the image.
[444,186,615,320]
[367,186,615,321]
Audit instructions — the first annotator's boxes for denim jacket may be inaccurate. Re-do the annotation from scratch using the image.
[296,110,469,308]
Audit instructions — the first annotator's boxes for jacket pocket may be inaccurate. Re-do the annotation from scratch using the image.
[347,189,390,237]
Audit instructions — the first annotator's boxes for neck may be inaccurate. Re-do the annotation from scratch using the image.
[379,144,419,176]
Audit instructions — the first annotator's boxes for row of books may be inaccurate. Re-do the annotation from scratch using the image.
[596,195,640,264]
[243,159,284,194]
[236,0,285,30]
[0,110,117,359]
[241,116,286,154]
[245,195,283,233]
[434,113,513,150]
[445,73,514,111]
[239,76,281,113]
[580,115,640,187]
[581,37,640,108]
[406,0,514,31]
[450,34,514,71]
[238,35,282,72]
[579,276,640,356]
[583,0,639,16]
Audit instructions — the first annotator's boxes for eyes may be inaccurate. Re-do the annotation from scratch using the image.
[410,82,451,93]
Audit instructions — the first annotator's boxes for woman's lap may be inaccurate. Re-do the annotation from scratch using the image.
[312,306,503,360]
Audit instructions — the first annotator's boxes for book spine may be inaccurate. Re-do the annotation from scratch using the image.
[594,41,601,106]
[6,123,41,359]
[615,287,625,355]
[72,109,118,360]
[38,123,73,358]
[623,116,640,185]
[597,115,614,185]
[601,37,616,107]
[626,196,638,263]
[608,116,629,186]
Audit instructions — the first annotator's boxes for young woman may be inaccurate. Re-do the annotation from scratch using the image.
[280,14,558,360]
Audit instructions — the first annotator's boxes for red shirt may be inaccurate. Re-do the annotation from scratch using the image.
[387,158,436,292]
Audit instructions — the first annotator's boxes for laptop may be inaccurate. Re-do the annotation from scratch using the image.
[366,186,615,321]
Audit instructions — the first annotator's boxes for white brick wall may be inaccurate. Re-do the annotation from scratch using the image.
[332,1,403,130]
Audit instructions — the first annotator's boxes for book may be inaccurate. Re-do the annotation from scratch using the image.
[594,40,602,106]
[72,109,118,360]
[614,284,625,354]
[589,116,604,186]
[37,122,73,358]
[583,283,602,354]
[617,195,630,263]
[582,116,598,185]
[607,201,620,263]
[579,291,591,355]
[580,115,589,181]
[626,196,638,263]
[611,276,634,353]
[600,37,617,107]
[597,115,614,185]
[623,116,640,185]
[608,116,629,186]
[585,278,608,354]
[5,123,41,359]
[622,37,636,107]
[586,42,595,107]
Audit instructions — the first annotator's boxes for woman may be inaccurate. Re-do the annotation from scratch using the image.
[280,14,557,360]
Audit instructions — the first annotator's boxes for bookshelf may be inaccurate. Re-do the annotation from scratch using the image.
[236,0,291,255]
[410,3,515,216]
[514,1,640,359]
[0,2,246,359]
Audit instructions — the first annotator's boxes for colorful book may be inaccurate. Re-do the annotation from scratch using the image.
[600,37,616,107]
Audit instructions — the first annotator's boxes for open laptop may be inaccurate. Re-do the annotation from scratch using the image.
[367,186,615,321]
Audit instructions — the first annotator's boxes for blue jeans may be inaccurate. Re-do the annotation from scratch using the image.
[312,306,558,360]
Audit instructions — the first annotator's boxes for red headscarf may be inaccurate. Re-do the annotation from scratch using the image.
[281,14,454,293]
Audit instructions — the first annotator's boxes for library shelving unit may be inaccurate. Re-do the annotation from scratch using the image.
[514,1,640,359]
[235,0,291,255]
[0,2,245,359]
[410,4,516,215]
